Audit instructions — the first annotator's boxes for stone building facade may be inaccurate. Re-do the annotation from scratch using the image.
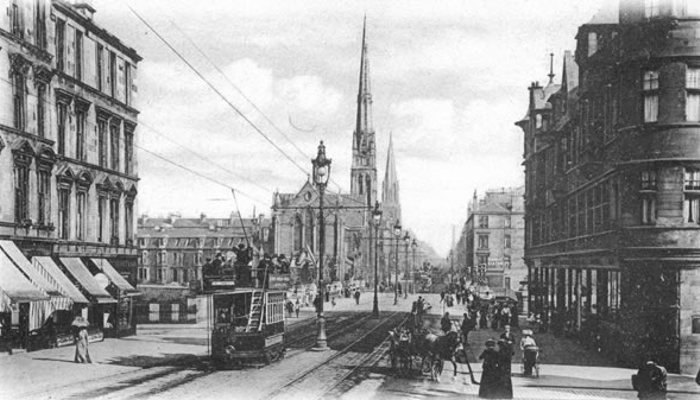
[0,0,141,342]
[457,187,525,298]
[137,213,272,288]
[516,0,700,373]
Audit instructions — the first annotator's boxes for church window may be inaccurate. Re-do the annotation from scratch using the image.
[359,175,364,195]
[294,215,303,251]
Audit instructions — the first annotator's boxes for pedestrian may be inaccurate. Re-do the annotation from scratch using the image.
[295,298,300,318]
[331,297,336,307]
[461,312,475,346]
[497,339,514,399]
[520,330,538,376]
[441,312,452,333]
[500,324,515,346]
[478,339,500,399]
[285,300,293,318]
[74,326,92,363]
[354,289,361,305]
[632,360,668,400]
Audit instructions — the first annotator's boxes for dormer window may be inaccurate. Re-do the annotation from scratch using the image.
[535,114,543,129]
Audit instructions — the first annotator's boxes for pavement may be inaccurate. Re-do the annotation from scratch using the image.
[1,291,698,399]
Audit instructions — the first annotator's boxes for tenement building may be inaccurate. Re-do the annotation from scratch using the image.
[516,0,700,373]
[460,187,525,300]
[0,0,140,349]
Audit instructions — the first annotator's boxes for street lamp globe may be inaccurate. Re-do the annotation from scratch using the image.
[403,232,411,244]
[393,221,402,237]
[411,238,418,250]
[312,141,332,187]
[372,201,382,223]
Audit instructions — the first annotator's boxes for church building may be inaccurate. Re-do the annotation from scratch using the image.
[271,19,402,286]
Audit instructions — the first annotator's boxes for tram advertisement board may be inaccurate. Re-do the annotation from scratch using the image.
[268,274,291,290]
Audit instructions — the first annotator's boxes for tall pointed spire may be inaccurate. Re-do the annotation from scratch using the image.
[381,133,401,222]
[356,15,373,143]
[350,16,377,206]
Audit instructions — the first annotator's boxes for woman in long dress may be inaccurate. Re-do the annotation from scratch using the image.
[74,326,92,363]
[478,339,500,398]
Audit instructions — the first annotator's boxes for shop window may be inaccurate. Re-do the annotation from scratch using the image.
[643,70,659,123]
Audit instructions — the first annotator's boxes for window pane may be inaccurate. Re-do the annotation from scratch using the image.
[644,70,659,90]
[645,95,659,122]
[687,68,700,89]
[687,93,700,121]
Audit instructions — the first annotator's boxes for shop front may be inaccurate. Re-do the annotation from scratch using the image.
[0,250,49,351]
[86,258,139,337]
[59,257,116,341]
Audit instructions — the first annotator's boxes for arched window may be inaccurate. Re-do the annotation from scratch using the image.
[366,176,372,205]
[358,175,364,195]
[305,209,315,251]
[294,215,303,251]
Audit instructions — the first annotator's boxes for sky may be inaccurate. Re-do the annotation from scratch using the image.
[92,0,609,256]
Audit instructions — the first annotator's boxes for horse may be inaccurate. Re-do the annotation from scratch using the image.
[414,330,461,381]
[388,328,413,374]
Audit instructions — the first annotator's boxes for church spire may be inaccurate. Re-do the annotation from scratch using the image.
[350,16,377,206]
[381,133,401,222]
[355,15,373,144]
[547,52,555,84]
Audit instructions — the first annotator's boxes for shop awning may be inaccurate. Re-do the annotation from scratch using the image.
[89,258,138,294]
[60,258,116,304]
[0,251,48,302]
[0,240,63,297]
[34,257,89,304]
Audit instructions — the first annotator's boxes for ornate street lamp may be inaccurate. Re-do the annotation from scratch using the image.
[411,239,418,294]
[312,141,331,351]
[371,201,382,318]
[393,220,401,305]
[403,232,410,299]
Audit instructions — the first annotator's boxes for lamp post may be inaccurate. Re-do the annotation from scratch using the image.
[393,221,401,305]
[403,232,410,299]
[312,141,331,351]
[371,201,382,318]
[411,239,417,294]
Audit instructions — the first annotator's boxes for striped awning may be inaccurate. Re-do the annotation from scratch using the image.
[0,240,63,297]
[0,251,48,303]
[90,258,138,294]
[60,258,116,304]
[34,257,89,304]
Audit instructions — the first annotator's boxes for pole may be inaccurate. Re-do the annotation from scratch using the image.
[372,222,379,317]
[412,245,416,295]
[393,235,399,305]
[314,185,328,350]
[404,240,409,299]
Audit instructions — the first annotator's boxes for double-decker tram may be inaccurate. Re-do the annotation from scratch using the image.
[203,252,288,368]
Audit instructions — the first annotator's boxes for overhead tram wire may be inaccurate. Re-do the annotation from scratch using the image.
[124,3,310,177]
[0,76,269,207]
[137,120,272,194]
[167,19,311,163]
[166,18,346,194]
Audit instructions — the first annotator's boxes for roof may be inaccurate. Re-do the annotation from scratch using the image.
[34,257,89,303]
[0,251,47,303]
[60,258,116,304]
